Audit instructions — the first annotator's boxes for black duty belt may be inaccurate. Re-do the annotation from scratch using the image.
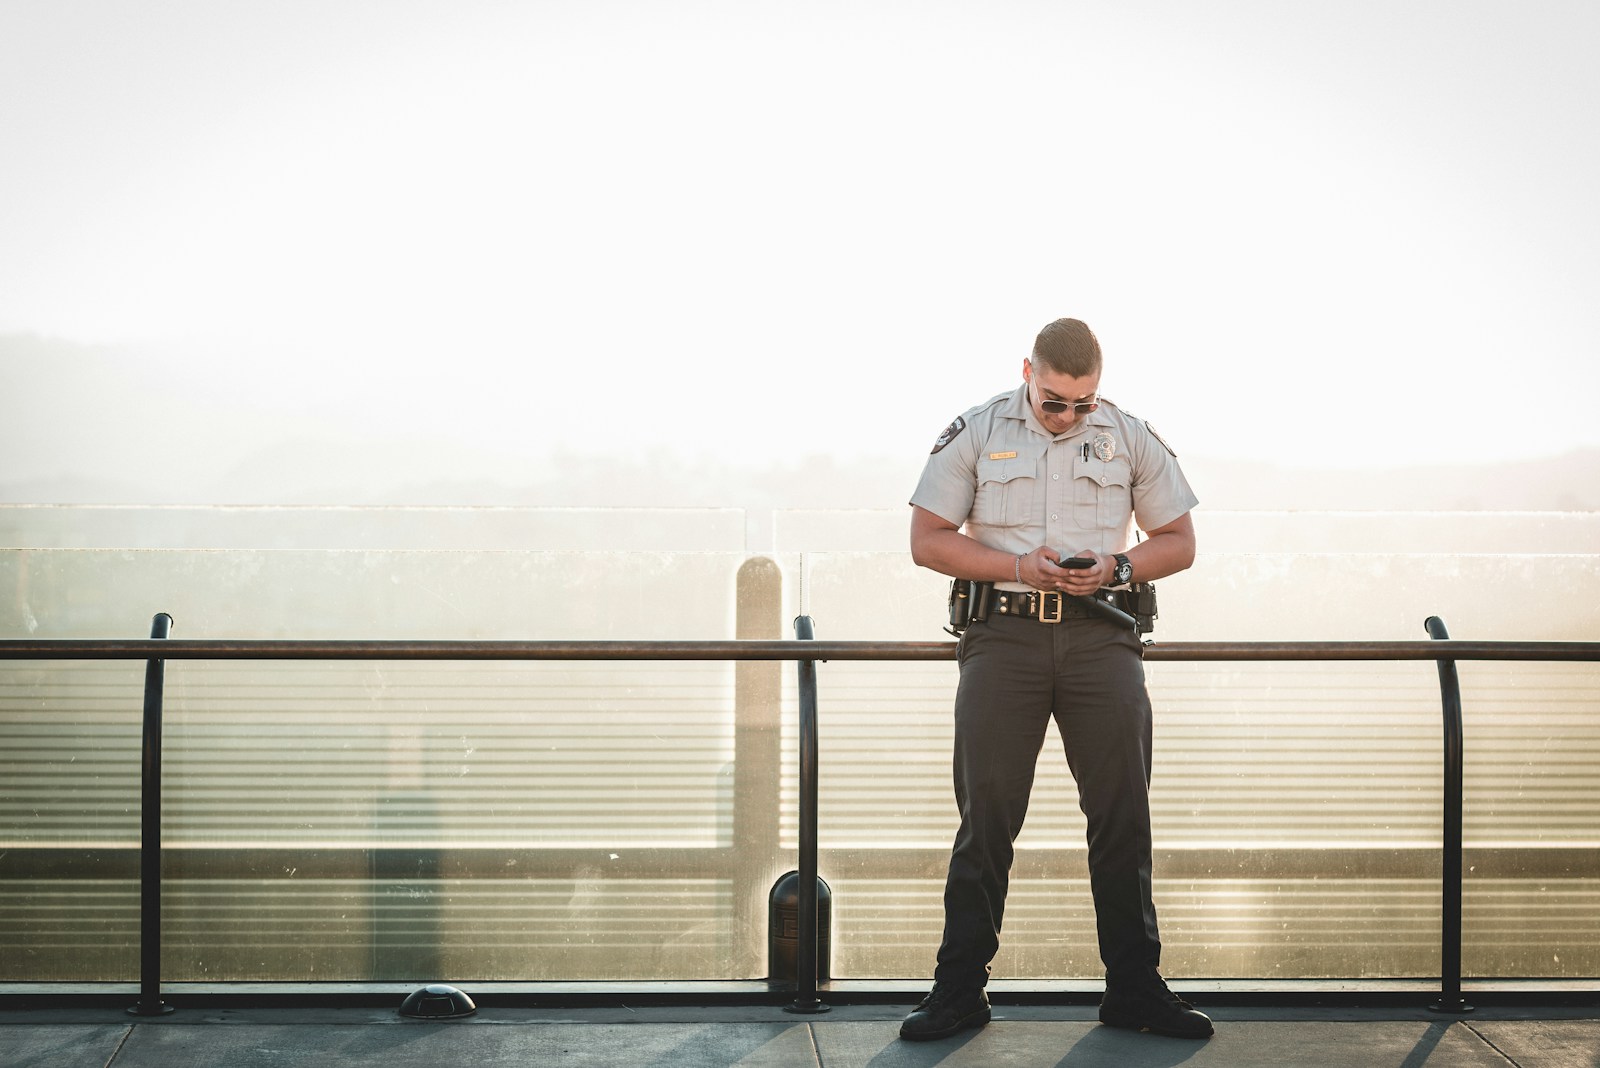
[990,588,1132,625]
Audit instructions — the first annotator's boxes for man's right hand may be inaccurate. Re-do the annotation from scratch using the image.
[1016,547,1063,590]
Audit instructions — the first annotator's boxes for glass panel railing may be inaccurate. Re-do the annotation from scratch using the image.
[3,509,1597,984]
[779,550,1600,981]
[0,546,785,982]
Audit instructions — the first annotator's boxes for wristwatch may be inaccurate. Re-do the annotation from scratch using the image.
[1111,553,1133,586]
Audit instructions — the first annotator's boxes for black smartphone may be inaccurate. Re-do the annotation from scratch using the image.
[1055,556,1096,569]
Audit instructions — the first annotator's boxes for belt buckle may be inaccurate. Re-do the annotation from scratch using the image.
[1036,591,1064,624]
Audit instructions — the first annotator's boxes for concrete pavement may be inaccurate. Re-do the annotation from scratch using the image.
[5,1003,1599,1067]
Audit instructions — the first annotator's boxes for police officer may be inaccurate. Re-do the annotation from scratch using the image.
[899,318,1211,1041]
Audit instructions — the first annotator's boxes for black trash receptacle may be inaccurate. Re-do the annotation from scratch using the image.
[767,870,831,988]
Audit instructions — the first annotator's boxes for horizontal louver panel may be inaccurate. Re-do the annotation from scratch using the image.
[0,879,738,981]
[4,543,1598,982]
[3,662,737,848]
[782,661,1600,849]
[831,878,1600,979]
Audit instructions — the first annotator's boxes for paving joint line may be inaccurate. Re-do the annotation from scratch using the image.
[1462,1021,1522,1068]
[103,1022,136,1068]
[806,1021,825,1068]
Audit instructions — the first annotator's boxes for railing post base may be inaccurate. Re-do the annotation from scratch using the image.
[784,1000,832,1015]
[1428,999,1475,1015]
[127,1001,176,1017]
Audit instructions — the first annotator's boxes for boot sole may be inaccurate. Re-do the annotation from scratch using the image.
[898,1007,992,1041]
[1099,1010,1213,1040]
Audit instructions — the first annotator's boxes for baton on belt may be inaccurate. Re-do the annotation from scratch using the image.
[1072,593,1139,631]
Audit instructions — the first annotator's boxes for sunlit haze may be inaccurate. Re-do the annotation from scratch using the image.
[3,0,1598,505]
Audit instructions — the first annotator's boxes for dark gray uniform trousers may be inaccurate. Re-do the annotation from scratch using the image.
[933,610,1161,988]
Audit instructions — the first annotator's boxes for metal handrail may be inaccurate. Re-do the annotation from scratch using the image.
[130,614,174,1018]
[4,625,1598,1018]
[1425,616,1471,1015]
[787,615,828,1016]
[3,638,1596,661]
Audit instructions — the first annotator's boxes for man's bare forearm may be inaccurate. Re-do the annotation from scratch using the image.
[910,523,1018,582]
[1112,518,1195,584]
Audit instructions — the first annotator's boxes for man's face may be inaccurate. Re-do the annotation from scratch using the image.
[1023,358,1101,435]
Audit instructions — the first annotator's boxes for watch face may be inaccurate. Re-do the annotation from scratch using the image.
[1115,560,1132,583]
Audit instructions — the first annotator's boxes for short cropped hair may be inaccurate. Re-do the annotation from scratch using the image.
[1032,318,1102,377]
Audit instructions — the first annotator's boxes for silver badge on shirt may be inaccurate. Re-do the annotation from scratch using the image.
[1092,432,1117,462]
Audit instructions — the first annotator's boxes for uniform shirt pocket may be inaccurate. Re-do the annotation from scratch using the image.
[974,455,1040,528]
[1072,457,1134,530]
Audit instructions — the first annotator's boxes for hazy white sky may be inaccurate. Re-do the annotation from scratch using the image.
[3,0,1598,493]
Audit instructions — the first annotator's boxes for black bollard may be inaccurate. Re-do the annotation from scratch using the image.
[767,870,832,989]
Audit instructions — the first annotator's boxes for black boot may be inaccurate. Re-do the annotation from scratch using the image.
[898,982,991,1041]
[1099,975,1213,1039]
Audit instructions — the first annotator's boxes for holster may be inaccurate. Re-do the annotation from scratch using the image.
[945,579,994,636]
[1128,581,1158,635]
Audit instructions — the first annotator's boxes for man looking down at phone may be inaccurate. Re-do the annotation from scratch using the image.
[899,318,1208,1041]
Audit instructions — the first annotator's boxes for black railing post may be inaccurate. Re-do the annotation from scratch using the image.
[128,613,176,1017]
[1425,616,1473,1015]
[784,615,829,1014]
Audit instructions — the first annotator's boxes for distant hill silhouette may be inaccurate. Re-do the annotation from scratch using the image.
[4,441,1598,513]
[4,332,1598,511]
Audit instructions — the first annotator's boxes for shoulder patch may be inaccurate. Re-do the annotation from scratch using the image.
[930,416,967,454]
[1144,421,1177,457]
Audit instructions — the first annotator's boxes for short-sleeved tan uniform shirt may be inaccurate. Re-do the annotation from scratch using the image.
[910,384,1198,592]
